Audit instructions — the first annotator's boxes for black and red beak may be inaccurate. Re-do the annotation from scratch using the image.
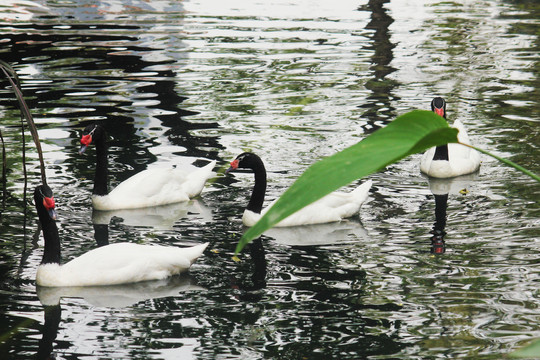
[431,97,446,118]
[79,133,92,154]
[43,195,57,220]
[225,159,239,174]
[433,107,445,117]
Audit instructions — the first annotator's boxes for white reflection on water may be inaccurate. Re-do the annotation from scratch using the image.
[0,0,539,359]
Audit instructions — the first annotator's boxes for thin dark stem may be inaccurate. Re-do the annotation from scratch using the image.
[20,112,27,215]
[0,129,6,208]
[460,142,540,182]
[0,61,47,185]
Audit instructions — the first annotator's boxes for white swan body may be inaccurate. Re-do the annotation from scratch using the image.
[242,180,372,227]
[80,124,215,211]
[33,184,208,288]
[226,152,371,228]
[420,98,480,178]
[92,162,216,210]
[420,119,480,178]
[36,242,208,287]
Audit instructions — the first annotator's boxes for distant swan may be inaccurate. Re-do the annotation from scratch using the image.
[420,97,481,178]
[79,124,215,210]
[34,184,208,287]
[226,152,372,227]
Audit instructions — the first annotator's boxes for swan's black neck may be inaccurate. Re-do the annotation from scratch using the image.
[248,161,266,214]
[433,144,449,161]
[93,132,109,196]
[36,204,61,265]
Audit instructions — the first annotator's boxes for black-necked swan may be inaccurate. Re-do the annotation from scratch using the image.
[226,152,372,227]
[79,124,216,211]
[34,184,208,287]
[420,97,481,178]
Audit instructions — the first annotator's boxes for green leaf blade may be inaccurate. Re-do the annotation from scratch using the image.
[510,338,540,358]
[236,110,459,253]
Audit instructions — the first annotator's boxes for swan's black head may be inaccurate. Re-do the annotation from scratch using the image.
[226,152,264,173]
[34,184,57,220]
[431,97,446,118]
[79,124,105,154]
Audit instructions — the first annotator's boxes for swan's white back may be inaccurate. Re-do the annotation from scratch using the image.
[92,161,216,210]
[420,120,480,178]
[36,242,208,287]
[242,180,372,227]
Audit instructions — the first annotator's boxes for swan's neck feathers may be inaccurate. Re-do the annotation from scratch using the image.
[247,163,266,214]
[36,242,208,287]
[433,145,449,161]
[93,137,109,196]
[37,202,62,264]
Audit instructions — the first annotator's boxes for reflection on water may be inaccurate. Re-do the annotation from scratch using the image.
[430,194,447,254]
[37,275,205,308]
[427,174,479,255]
[0,0,539,359]
[36,304,60,360]
[359,0,398,133]
[91,199,213,230]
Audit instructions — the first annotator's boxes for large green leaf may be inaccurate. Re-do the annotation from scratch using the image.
[510,338,540,358]
[236,110,459,253]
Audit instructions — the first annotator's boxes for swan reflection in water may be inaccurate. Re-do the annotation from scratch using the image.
[36,304,61,360]
[263,219,370,247]
[91,199,213,230]
[37,274,205,308]
[427,173,478,254]
[231,217,370,302]
[35,275,204,359]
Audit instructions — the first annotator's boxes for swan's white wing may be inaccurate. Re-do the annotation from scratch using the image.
[421,120,480,178]
[243,180,372,227]
[36,243,208,287]
[93,161,216,210]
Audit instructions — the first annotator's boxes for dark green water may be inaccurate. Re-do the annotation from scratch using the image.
[0,0,538,359]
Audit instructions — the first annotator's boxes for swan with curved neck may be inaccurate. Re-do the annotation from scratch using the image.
[420,97,481,178]
[79,124,216,210]
[226,152,372,227]
[34,184,208,287]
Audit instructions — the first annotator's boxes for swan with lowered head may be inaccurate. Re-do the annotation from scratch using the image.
[34,184,208,287]
[226,152,372,227]
[420,97,481,178]
[79,124,216,210]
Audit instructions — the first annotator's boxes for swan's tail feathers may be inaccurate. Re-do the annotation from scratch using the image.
[200,160,217,178]
[352,179,372,202]
[183,242,209,264]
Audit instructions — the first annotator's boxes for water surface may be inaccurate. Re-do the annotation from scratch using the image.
[0,0,539,359]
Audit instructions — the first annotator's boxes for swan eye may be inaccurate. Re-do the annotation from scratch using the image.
[43,196,55,211]
[230,159,239,169]
[80,133,92,146]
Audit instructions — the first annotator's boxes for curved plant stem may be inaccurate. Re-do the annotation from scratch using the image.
[0,61,47,185]
[0,129,5,207]
[461,143,540,182]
